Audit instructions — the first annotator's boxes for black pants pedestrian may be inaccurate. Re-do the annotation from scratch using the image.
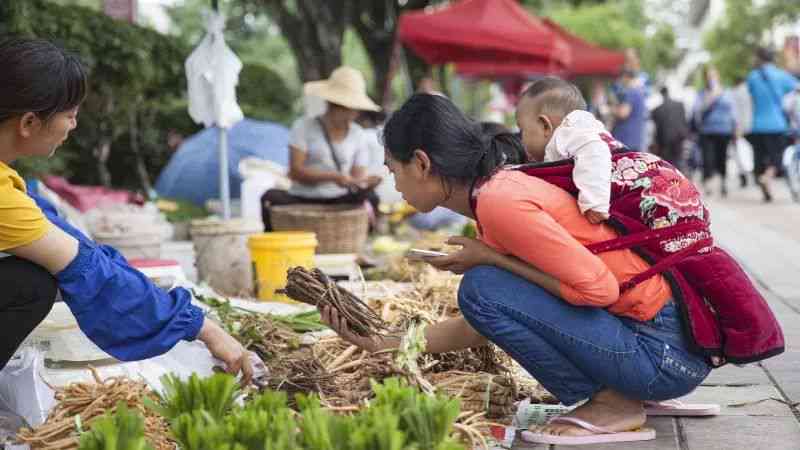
[746,133,786,177]
[699,133,732,182]
[0,256,57,370]
[261,189,379,232]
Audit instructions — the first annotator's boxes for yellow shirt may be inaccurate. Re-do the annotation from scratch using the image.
[0,162,51,251]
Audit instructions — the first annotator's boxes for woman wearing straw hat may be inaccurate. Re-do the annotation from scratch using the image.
[261,66,383,231]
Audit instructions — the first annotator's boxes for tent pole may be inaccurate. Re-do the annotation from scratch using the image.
[219,127,231,220]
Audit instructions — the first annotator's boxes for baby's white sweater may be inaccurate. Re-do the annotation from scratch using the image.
[543,110,613,215]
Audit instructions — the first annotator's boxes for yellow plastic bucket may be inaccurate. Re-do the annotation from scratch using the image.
[248,232,318,302]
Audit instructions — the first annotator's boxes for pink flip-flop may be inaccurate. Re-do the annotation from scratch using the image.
[644,399,720,416]
[519,416,656,446]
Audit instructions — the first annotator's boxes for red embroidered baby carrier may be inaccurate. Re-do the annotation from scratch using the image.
[492,151,784,366]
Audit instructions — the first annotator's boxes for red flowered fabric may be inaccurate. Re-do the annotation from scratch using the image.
[489,152,784,366]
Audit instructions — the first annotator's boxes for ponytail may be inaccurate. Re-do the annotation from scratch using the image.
[383,94,524,184]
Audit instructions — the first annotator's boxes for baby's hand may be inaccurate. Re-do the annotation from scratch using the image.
[585,210,609,224]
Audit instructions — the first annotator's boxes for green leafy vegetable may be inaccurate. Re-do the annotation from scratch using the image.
[148,373,240,422]
[78,402,154,450]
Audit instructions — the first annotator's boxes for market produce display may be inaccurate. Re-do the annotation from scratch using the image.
[20,239,553,449]
[17,368,173,450]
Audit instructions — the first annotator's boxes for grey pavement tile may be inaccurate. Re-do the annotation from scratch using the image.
[681,416,800,450]
[769,286,800,301]
[702,364,770,387]
[778,381,800,405]
[759,367,800,405]
[678,385,794,417]
[761,354,800,375]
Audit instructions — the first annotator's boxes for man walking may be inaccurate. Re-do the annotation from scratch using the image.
[651,86,689,168]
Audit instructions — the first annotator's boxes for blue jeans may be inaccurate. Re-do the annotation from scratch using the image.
[458,266,711,405]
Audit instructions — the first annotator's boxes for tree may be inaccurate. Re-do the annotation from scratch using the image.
[253,0,352,83]
[349,0,436,107]
[3,0,189,190]
[705,0,800,84]
[545,0,679,76]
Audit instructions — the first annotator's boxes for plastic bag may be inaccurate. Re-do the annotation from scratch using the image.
[733,137,754,174]
[0,348,55,427]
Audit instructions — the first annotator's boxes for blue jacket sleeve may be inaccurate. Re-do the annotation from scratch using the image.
[30,193,205,361]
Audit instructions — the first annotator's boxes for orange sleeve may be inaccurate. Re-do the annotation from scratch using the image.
[477,189,619,307]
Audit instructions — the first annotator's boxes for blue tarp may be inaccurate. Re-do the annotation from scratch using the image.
[155,118,290,205]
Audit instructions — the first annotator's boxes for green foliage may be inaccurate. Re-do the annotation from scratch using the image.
[238,63,297,125]
[544,0,678,75]
[160,198,209,223]
[149,373,241,422]
[153,374,464,450]
[196,294,327,335]
[77,402,154,450]
[705,0,800,84]
[1,0,191,188]
[369,378,462,450]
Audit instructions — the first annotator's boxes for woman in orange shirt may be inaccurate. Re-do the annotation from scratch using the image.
[322,93,712,446]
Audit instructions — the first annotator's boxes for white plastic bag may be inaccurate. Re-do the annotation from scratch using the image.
[733,137,754,174]
[0,348,55,427]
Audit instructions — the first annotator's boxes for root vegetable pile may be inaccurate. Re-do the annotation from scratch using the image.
[17,368,172,450]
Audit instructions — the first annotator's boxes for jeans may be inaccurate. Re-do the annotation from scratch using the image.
[458,266,711,405]
[0,256,57,370]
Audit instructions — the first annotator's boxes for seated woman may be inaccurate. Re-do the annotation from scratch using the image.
[321,94,712,446]
[0,37,252,381]
[261,66,382,231]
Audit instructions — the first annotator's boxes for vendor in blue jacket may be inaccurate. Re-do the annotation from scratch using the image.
[0,37,253,382]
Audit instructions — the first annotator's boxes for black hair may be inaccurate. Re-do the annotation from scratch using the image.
[0,37,87,123]
[756,46,774,64]
[659,86,669,98]
[520,77,587,117]
[357,110,388,127]
[382,94,525,186]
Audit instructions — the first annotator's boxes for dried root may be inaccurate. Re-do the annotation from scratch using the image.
[282,267,388,337]
[16,368,173,450]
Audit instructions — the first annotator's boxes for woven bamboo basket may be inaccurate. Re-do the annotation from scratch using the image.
[270,204,368,254]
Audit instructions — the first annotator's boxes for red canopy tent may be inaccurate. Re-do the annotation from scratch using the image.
[542,19,625,77]
[454,18,625,78]
[398,0,571,73]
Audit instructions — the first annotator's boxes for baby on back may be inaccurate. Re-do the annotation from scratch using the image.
[516,77,624,223]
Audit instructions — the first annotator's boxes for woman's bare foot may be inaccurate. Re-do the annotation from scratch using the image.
[533,389,646,437]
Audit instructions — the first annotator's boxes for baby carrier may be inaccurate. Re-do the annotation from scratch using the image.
[485,151,784,366]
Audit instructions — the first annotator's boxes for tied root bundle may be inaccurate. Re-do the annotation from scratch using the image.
[281,267,388,337]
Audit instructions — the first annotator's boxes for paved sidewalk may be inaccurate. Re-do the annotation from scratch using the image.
[512,180,800,450]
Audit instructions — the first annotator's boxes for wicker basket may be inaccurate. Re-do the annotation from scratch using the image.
[270,204,368,254]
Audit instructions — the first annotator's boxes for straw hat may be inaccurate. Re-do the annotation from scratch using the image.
[304,66,380,112]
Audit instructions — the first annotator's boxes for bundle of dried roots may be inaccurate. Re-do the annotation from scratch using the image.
[282,267,388,337]
[427,371,518,419]
[16,368,172,450]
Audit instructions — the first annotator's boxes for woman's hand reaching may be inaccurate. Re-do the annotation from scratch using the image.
[426,236,499,274]
[197,319,254,385]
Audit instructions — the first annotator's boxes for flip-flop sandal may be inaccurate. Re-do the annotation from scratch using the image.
[519,416,656,446]
[644,399,720,416]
